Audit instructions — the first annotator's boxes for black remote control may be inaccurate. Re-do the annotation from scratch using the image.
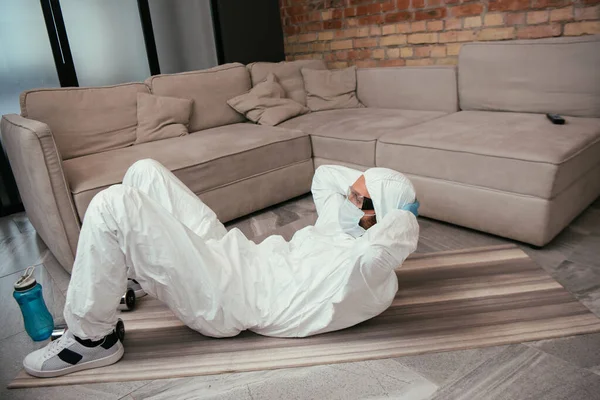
[546,113,565,125]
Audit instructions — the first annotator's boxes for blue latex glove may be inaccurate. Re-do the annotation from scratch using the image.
[401,200,420,217]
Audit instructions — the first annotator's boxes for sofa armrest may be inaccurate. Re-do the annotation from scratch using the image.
[1,114,80,272]
[356,66,458,113]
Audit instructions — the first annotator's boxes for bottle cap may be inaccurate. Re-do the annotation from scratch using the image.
[14,266,37,291]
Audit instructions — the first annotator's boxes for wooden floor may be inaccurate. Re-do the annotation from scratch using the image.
[10,245,600,389]
[2,195,599,399]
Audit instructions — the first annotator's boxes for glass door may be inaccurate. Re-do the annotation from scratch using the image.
[0,0,61,117]
[0,0,162,214]
[59,0,152,86]
[148,0,218,74]
[0,0,63,214]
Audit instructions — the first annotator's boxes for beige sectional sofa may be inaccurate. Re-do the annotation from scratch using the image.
[1,35,599,272]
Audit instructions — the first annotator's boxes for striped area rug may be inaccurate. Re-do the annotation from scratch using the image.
[10,244,600,388]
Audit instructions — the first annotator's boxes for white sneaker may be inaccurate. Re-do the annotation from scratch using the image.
[128,278,146,298]
[23,328,124,378]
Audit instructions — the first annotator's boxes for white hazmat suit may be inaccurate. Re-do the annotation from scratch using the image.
[64,160,419,340]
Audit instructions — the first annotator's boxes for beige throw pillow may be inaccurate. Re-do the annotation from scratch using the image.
[247,60,327,105]
[227,73,309,126]
[301,66,364,111]
[135,93,193,144]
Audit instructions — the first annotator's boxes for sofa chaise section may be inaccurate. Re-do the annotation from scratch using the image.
[378,35,600,246]
[377,111,600,245]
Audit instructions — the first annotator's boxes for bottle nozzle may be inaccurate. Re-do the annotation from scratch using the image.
[14,266,37,291]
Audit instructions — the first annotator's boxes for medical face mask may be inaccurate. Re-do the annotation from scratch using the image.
[339,198,367,238]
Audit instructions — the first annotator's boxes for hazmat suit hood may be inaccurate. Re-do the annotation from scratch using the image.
[363,168,416,220]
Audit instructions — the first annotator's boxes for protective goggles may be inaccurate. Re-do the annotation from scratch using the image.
[346,187,374,211]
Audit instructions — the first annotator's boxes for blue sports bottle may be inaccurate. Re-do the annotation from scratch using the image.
[13,266,54,341]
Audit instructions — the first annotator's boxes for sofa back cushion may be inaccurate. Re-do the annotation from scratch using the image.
[247,60,327,106]
[357,66,458,113]
[459,35,600,118]
[20,83,150,160]
[302,66,364,111]
[146,63,250,132]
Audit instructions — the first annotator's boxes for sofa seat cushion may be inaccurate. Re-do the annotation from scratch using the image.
[63,123,311,219]
[377,111,600,199]
[279,108,447,166]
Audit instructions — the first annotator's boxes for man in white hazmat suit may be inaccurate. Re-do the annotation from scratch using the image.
[23,159,419,378]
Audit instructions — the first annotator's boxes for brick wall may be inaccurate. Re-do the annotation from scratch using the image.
[280,0,600,68]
